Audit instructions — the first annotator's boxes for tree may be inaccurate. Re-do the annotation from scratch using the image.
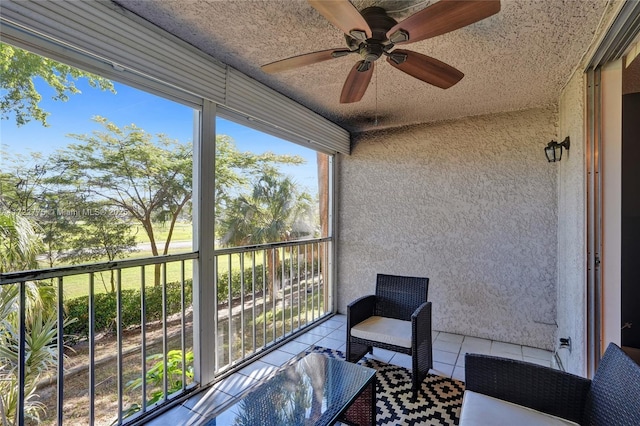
[61,201,138,293]
[219,168,314,301]
[0,42,115,127]
[37,191,85,269]
[53,116,191,285]
[0,151,50,213]
[0,42,117,267]
[213,135,306,225]
[54,117,304,286]
[0,151,85,268]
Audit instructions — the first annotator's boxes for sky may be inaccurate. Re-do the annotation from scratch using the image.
[0,77,320,194]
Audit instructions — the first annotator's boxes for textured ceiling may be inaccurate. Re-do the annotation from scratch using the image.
[114,0,612,133]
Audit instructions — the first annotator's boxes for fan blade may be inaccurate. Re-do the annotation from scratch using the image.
[387,50,463,89]
[261,48,352,73]
[387,0,500,44]
[340,61,373,103]
[308,0,372,39]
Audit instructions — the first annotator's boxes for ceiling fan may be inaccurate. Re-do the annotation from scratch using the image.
[261,0,500,103]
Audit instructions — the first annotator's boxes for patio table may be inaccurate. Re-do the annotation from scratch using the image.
[203,352,376,425]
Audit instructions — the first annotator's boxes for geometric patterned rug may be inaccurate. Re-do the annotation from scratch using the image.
[309,346,465,426]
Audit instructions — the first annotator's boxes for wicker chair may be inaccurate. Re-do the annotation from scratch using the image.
[346,273,432,398]
[461,342,640,425]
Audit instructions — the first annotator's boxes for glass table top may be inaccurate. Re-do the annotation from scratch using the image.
[204,353,376,426]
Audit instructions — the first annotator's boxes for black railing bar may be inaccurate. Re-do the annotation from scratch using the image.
[318,241,323,317]
[213,256,219,372]
[325,241,330,314]
[213,237,331,256]
[296,245,301,329]
[18,281,26,426]
[240,253,245,360]
[281,247,285,339]
[318,244,329,312]
[89,273,96,425]
[322,241,326,314]
[117,268,123,425]
[289,246,294,336]
[57,277,64,426]
[162,263,168,401]
[0,252,198,284]
[318,242,322,317]
[251,251,257,354]
[321,241,325,315]
[311,243,316,321]
[304,244,308,326]
[180,260,186,392]
[271,248,276,345]
[317,241,321,317]
[262,250,266,351]
[227,254,232,366]
[140,266,147,414]
[313,243,324,316]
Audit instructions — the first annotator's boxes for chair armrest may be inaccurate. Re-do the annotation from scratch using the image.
[465,354,591,424]
[347,295,376,329]
[411,301,431,322]
[411,302,433,362]
[411,301,431,345]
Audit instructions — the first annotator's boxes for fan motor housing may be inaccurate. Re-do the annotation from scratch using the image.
[360,7,398,41]
[354,7,398,63]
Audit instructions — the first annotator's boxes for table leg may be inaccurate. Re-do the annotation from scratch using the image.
[340,378,376,426]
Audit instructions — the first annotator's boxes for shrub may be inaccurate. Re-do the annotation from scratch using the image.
[279,256,322,279]
[216,264,265,303]
[64,263,267,339]
[64,280,193,340]
[117,349,194,423]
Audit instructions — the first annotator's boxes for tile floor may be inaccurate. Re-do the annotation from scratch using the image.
[145,314,554,425]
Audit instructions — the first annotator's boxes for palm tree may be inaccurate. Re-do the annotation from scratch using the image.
[0,210,62,425]
[0,211,40,274]
[219,169,313,303]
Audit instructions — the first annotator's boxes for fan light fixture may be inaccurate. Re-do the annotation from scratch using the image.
[545,137,570,162]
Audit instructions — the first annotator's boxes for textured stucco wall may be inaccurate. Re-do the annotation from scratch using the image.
[556,71,587,375]
[337,107,558,349]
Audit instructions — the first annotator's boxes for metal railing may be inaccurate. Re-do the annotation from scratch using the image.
[0,238,331,425]
[0,253,197,426]
[212,238,331,374]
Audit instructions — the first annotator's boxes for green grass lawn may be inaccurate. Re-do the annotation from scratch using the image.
[37,219,308,300]
[131,222,193,244]
[36,221,192,299]
[60,258,194,299]
[58,251,267,300]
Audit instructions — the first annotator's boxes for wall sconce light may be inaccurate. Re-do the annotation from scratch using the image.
[545,137,570,162]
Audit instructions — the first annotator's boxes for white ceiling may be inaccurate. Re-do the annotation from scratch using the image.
[114,0,612,133]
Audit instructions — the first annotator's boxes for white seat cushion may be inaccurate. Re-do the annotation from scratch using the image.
[350,316,412,348]
[459,390,579,426]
